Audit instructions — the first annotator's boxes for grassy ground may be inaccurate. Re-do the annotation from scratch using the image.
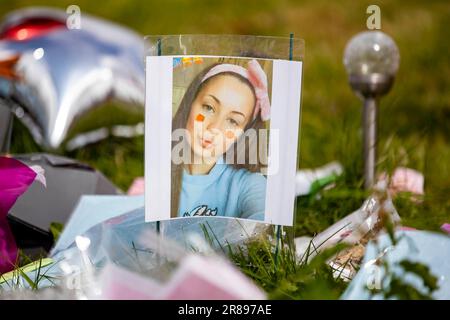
[2,0,449,298]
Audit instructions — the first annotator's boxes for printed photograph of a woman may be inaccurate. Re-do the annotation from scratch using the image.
[170,57,273,221]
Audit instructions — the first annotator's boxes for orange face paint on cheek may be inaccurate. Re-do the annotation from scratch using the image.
[195,114,205,122]
[225,131,235,139]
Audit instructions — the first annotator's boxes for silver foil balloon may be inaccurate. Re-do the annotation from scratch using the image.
[0,7,145,149]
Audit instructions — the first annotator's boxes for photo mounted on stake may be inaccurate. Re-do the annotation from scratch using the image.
[145,55,302,226]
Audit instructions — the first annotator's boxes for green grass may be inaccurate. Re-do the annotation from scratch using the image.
[228,233,350,299]
[2,0,449,298]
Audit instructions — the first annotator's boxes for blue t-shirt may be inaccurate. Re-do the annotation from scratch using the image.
[178,158,266,221]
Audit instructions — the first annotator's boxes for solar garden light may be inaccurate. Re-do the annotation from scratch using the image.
[343,31,400,189]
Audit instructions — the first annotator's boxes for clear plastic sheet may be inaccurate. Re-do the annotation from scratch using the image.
[2,216,268,299]
[342,230,450,300]
[144,35,304,61]
[295,194,401,261]
[143,34,305,252]
[80,207,271,271]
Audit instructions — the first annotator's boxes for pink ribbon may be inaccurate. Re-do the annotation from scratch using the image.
[201,59,271,121]
[0,156,37,274]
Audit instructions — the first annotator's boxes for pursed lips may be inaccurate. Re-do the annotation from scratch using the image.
[198,136,215,149]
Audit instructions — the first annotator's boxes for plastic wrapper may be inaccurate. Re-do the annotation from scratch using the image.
[93,227,266,300]
[76,207,271,269]
[342,230,450,300]
[296,194,400,257]
[3,216,267,299]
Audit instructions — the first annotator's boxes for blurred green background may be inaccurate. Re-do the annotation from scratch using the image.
[2,0,449,233]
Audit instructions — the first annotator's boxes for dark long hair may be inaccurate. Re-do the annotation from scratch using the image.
[170,63,268,217]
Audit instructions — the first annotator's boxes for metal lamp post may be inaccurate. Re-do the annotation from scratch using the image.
[343,31,400,189]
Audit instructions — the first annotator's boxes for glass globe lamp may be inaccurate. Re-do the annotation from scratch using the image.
[343,31,400,188]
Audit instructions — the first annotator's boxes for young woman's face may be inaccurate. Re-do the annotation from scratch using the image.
[186,74,255,161]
